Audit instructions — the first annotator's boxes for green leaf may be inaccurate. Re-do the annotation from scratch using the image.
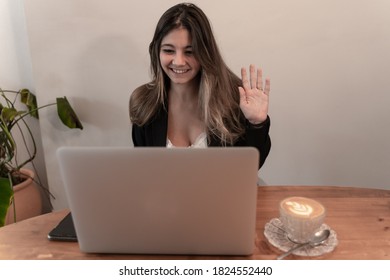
[1,107,24,123]
[20,88,39,118]
[56,97,83,130]
[0,177,13,227]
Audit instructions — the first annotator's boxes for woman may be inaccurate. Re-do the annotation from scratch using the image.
[129,3,271,169]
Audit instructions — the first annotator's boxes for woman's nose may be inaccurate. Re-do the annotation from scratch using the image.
[173,52,185,66]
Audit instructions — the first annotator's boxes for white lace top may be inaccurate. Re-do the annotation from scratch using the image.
[166,132,207,148]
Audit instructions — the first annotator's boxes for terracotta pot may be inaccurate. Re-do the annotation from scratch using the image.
[5,169,42,225]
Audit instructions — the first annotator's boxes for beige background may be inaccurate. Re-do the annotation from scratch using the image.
[2,0,389,210]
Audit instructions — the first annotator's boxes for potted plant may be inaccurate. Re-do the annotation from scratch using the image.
[0,88,83,227]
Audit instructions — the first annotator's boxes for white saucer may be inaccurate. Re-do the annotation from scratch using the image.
[264,218,338,257]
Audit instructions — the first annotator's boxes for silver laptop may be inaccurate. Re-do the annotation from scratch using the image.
[57,146,259,255]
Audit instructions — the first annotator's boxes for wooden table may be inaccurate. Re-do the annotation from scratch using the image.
[1,186,389,260]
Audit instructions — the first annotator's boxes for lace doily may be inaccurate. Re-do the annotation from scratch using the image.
[264,218,338,257]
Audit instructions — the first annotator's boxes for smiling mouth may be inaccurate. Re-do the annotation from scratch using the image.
[170,68,190,74]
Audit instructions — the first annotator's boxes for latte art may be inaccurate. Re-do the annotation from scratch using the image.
[279,197,326,243]
[280,197,325,219]
[285,201,313,216]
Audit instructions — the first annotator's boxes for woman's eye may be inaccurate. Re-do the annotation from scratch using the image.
[162,49,174,54]
[185,50,193,55]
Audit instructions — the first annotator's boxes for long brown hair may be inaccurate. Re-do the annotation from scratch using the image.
[129,3,244,144]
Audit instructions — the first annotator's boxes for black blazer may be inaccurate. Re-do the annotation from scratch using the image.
[132,107,271,169]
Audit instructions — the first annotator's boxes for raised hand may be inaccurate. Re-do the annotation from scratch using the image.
[238,64,270,124]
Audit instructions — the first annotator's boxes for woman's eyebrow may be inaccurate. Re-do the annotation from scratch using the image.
[161,43,174,48]
[160,44,193,49]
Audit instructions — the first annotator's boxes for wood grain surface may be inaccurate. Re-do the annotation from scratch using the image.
[1,186,389,260]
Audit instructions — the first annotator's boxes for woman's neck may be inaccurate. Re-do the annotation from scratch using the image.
[168,80,199,106]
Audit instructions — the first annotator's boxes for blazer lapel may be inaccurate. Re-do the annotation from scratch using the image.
[151,107,168,146]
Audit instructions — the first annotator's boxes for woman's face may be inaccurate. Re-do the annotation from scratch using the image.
[159,28,201,86]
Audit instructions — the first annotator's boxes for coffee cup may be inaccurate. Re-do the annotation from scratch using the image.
[279,196,326,243]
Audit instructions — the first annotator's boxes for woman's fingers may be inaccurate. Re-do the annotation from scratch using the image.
[264,78,271,95]
[242,64,267,91]
[241,67,250,90]
[250,64,257,89]
[238,86,247,102]
[256,67,263,91]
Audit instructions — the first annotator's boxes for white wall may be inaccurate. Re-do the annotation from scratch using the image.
[0,0,50,212]
[20,0,390,210]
